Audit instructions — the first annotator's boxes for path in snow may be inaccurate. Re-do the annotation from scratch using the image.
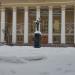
[0,56,46,64]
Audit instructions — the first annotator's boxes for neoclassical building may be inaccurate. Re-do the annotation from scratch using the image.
[0,0,75,46]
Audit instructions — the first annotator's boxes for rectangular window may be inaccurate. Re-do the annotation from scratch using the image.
[40,7,48,44]
[53,7,61,44]
[16,8,24,44]
[40,7,48,34]
[17,8,24,35]
[28,7,36,44]
[65,7,74,44]
[28,8,36,34]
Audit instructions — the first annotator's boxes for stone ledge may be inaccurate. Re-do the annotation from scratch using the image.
[41,44,75,47]
[1,42,75,47]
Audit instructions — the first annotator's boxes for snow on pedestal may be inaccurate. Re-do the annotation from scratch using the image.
[34,31,42,35]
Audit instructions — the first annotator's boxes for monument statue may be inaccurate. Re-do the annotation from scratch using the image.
[35,20,40,31]
[35,19,40,32]
[34,19,41,48]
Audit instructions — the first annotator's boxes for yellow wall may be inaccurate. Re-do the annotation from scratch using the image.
[0,0,75,7]
[1,0,74,3]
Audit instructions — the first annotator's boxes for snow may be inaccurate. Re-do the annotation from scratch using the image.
[34,31,41,35]
[0,46,75,75]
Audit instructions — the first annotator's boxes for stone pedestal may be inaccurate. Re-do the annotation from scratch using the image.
[34,31,41,48]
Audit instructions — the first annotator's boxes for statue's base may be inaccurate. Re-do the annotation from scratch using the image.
[34,32,41,48]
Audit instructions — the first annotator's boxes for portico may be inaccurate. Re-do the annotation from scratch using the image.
[0,1,75,46]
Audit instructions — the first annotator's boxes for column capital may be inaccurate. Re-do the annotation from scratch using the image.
[48,6,52,9]
[24,6,28,8]
[1,7,5,11]
[61,5,66,10]
[36,6,40,9]
[74,7,75,10]
[12,7,16,11]
[24,6,28,11]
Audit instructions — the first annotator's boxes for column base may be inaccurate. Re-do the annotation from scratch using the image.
[0,42,5,46]
[24,43,29,46]
[0,41,6,45]
[10,43,17,46]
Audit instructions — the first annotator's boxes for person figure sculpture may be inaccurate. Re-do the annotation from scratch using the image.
[35,20,40,31]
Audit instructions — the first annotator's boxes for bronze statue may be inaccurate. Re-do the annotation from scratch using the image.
[35,19,40,31]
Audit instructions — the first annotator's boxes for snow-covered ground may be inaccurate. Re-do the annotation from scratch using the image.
[0,46,75,75]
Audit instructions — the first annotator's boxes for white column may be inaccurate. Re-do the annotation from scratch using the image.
[74,7,75,44]
[61,6,66,44]
[36,6,40,31]
[1,8,5,43]
[48,6,53,44]
[24,7,28,44]
[12,7,17,44]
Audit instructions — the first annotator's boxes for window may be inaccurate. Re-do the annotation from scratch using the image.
[65,7,74,44]
[17,8,24,35]
[16,8,24,43]
[28,8,36,34]
[28,7,36,44]
[40,7,48,44]
[40,7,48,34]
[53,7,61,44]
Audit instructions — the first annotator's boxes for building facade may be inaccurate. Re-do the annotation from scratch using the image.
[0,0,75,46]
